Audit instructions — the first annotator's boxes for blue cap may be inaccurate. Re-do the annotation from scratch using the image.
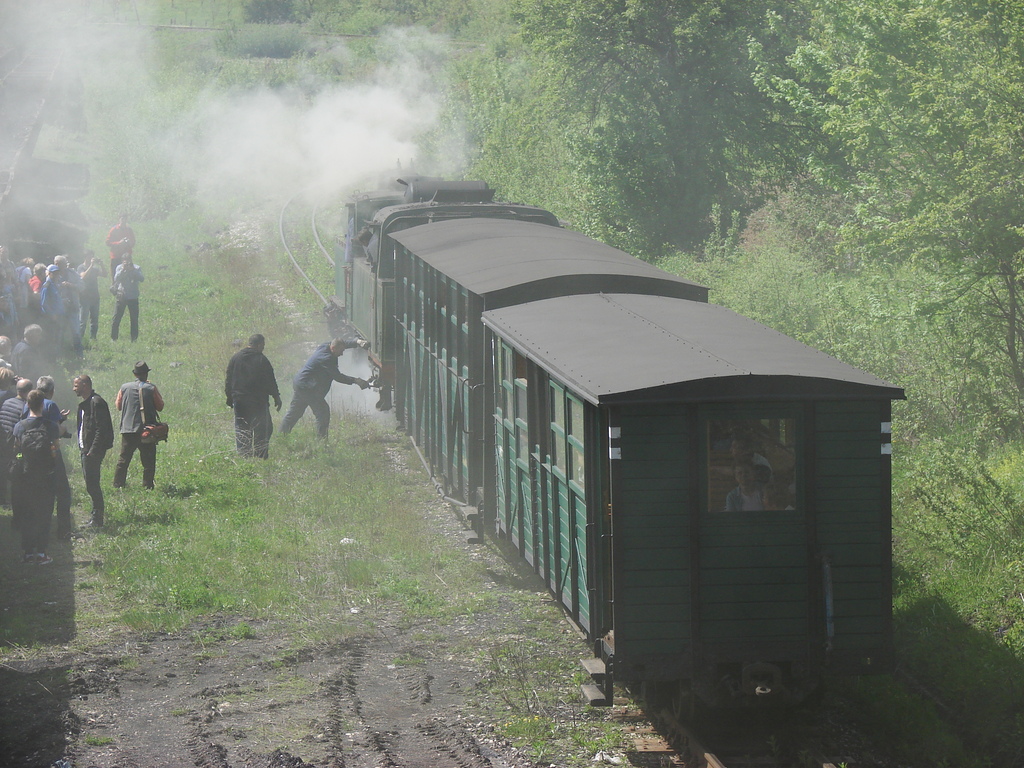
[46,264,59,272]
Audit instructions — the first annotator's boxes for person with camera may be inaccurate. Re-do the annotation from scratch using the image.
[77,250,105,341]
[105,213,135,283]
[113,361,163,490]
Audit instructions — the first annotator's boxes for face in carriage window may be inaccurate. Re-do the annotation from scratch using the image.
[707,417,797,513]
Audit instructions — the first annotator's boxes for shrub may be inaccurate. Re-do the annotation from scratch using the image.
[243,0,296,24]
[218,24,306,60]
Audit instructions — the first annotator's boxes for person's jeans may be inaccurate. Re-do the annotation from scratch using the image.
[233,399,273,458]
[81,448,106,523]
[80,298,100,339]
[111,298,139,341]
[280,389,331,439]
[113,433,156,489]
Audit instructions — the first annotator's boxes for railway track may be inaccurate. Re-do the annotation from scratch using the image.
[278,190,339,310]
[605,694,852,768]
[0,47,64,205]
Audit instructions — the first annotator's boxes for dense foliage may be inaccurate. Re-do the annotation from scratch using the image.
[758,0,1024,414]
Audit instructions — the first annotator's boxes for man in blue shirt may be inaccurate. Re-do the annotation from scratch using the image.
[279,339,369,439]
[53,255,83,358]
[111,253,144,342]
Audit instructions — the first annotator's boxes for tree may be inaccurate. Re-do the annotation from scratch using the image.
[244,0,297,23]
[760,0,1024,404]
[510,0,806,255]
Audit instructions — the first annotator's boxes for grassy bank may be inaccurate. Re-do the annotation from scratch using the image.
[0,203,481,638]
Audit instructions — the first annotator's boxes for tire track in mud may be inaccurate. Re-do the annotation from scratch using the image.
[316,635,518,768]
[173,626,531,768]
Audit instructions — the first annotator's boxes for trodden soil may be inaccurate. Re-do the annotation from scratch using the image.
[0,485,597,768]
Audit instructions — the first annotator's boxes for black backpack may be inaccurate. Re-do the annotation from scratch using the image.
[12,420,54,478]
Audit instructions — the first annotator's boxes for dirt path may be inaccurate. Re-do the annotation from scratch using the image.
[0,492,583,768]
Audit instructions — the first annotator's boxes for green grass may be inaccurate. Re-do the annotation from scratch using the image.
[2,101,485,650]
[0,192,488,643]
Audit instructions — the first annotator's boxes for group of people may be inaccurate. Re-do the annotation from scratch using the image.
[225,335,371,458]
[6,361,163,565]
[723,437,795,512]
[10,329,371,565]
[2,212,372,564]
[0,214,146,369]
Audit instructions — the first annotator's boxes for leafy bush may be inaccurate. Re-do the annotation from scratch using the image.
[898,441,1024,563]
[217,24,306,59]
[243,0,297,24]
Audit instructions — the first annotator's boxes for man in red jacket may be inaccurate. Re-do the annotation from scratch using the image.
[105,213,135,284]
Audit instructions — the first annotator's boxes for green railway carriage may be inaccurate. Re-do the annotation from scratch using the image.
[339,178,559,406]
[385,218,708,514]
[481,293,904,707]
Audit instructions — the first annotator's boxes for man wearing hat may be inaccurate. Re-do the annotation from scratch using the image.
[280,338,370,440]
[113,361,164,489]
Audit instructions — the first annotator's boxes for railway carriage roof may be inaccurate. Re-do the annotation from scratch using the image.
[388,219,708,302]
[482,293,905,404]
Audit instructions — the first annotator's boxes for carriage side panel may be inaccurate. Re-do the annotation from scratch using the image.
[814,400,893,673]
[611,405,692,675]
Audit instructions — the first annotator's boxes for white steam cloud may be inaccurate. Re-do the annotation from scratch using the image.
[41,17,464,214]
[184,80,434,205]
[177,29,452,206]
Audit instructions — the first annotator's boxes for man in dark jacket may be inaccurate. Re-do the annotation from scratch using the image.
[74,374,114,527]
[30,376,73,538]
[12,389,59,564]
[0,376,30,514]
[225,334,281,459]
[12,324,45,386]
[0,366,17,505]
[279,338,369,440]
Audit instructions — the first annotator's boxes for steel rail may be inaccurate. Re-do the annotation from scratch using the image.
[279,192,329,308]
[310,198,335,269]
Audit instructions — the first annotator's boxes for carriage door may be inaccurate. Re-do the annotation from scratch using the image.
[494,343,532,554]
[699,414,807,672]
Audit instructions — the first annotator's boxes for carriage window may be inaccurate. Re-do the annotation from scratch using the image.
[567,396,585,485]
[707,417,797,513]
[550,383,566,471]
[496,343,512,421]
